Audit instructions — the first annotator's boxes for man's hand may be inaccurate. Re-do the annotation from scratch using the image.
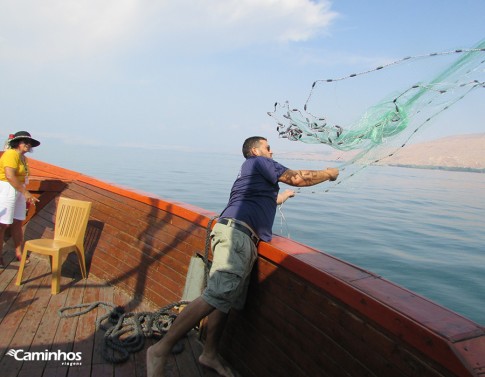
[277,189,296,205]
[325,168,339,181]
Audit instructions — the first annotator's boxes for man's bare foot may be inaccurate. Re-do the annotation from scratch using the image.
[146,345,166,377]
[199,354,236,377]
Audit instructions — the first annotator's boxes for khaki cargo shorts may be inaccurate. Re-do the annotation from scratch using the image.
[201,222,258,313]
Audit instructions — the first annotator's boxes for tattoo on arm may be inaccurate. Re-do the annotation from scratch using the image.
[298,170,321,185]
[280,170,300,185]
[280,169,328,187]
[301,170,318,180]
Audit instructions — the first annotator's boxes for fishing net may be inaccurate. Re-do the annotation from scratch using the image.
[268,39,485,190]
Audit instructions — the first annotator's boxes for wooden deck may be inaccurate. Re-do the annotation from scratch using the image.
[0,240,218,377]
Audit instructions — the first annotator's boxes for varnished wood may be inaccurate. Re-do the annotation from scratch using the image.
[0,249,218,377]
[1,156,483,377]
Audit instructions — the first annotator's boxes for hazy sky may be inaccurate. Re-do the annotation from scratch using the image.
[1,0,484,156]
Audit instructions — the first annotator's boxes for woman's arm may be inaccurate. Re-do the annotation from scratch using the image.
[5,167,38,203]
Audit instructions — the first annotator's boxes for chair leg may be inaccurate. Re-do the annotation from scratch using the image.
[15,246,29,287]
[51,254,61,294]
[77,248,87,279]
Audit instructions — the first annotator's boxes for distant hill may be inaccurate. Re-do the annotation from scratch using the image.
[278,133,485,172]
[379,133,485,172]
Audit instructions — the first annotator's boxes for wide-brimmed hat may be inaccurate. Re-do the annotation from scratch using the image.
[9,131,41,148]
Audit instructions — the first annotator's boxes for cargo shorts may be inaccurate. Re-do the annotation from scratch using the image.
[201,222,258,313]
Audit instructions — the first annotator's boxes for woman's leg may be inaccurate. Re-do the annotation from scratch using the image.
[10,219,26,261]
[0,223,6,266]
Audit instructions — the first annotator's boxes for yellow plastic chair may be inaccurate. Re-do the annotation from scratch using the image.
[16,197,92,294]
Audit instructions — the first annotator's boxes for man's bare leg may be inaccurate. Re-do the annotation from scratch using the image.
[199,310,235,377]
[147,297,214,377]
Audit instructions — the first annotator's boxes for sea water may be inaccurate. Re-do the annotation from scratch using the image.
[34,144,485,325]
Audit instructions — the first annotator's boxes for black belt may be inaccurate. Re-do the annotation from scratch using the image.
[217,218,260,246]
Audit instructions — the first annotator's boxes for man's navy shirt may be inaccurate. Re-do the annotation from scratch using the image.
[220,156,288,242]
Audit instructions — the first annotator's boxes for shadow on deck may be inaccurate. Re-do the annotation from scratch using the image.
[0,241,218,377]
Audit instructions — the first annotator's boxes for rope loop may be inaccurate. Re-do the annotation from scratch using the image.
[58,300,189,363]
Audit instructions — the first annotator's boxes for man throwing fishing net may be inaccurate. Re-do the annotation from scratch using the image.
[147,136,339,377]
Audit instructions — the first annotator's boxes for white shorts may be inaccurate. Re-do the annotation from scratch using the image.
[0,180,27,224]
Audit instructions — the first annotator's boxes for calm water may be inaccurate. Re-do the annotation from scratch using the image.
[34,144,485,325]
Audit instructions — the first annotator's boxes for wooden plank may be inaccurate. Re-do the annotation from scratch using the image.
[252,265,367,375]
[91,364,115,377]
[0,257,51,376]
[85,255,178,305]
[27,179,68,193]
[42,367,69,377]
[71,280,101,369]
[222,314,299,377]
[86,283,115,375]
[135,338,162,377]
[0,256,46,341]
[18,367,44,377]
[248,259,436,377]
[114,358,137,377]
[13,273,58,376]
[23,191,61,225]
[240,294,348,377]
[92,283,114,367]
[67,178,214,226]
[64,181,207,251]
[186,331,220,377]
[173,335,197,377]
[113,285,159,373]
[67,365,92,377]
[163,350,181,377]
[26,286,70,371]
[98,225,192,275]
[112,287,138,377]
[0,259,19,299]
[48,279,87,368]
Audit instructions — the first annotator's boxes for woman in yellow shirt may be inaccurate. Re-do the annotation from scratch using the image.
[0,131,40,267]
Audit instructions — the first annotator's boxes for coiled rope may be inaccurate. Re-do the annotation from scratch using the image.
[58,300,189,363]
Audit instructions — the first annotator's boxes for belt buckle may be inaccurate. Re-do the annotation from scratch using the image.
[251,234,259,245]
[222,218,259,245]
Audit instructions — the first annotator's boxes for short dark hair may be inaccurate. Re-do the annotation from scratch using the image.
[242,136,266,158]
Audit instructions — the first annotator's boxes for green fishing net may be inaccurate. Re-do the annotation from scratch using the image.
[268,39,485,189]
